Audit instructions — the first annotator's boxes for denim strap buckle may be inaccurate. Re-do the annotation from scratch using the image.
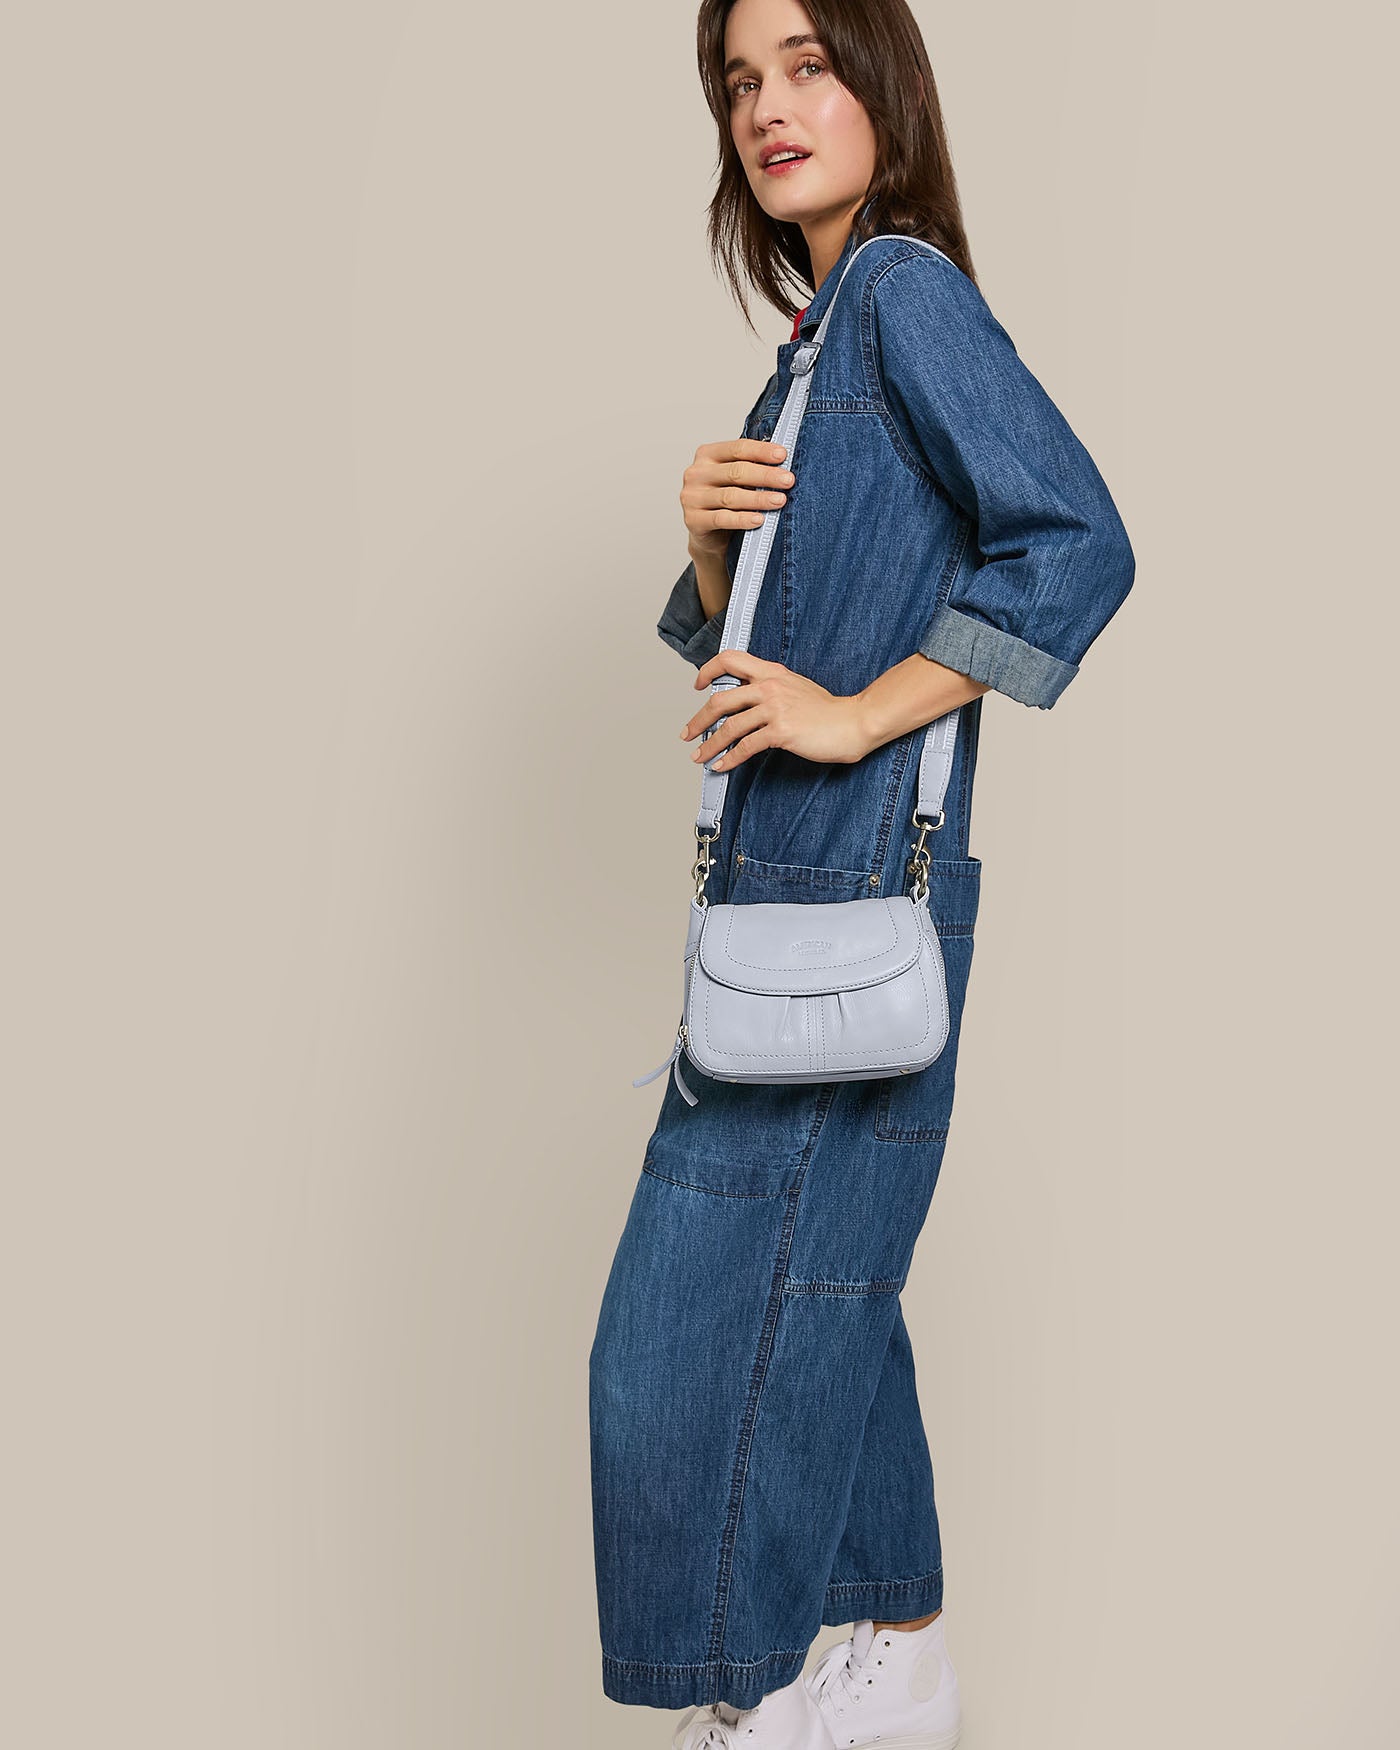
[790,340,822,375]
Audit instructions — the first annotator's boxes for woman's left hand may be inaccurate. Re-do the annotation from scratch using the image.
[681,650,871,771]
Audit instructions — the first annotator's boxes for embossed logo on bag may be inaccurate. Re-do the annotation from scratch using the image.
[789,940,832,954]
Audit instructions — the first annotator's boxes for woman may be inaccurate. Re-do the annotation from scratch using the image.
[589,2,1135,1745]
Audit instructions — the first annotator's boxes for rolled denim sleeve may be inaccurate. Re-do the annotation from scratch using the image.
[871,252,1136,708]
[657,556,729,668]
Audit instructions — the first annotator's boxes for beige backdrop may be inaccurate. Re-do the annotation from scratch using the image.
[3,2,1395,1745]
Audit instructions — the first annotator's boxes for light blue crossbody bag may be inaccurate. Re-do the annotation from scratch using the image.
[635,236,961,1107]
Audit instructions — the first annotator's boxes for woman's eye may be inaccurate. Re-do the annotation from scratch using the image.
[730,58,825,100]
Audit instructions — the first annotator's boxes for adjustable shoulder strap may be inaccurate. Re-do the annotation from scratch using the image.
[695,233,961,846]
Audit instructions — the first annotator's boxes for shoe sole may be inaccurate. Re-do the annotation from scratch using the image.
[836,1731,961,1750]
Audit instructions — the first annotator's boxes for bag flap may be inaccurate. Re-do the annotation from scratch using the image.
[696,896,925,996]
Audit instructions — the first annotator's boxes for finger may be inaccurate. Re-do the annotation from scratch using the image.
[694,649,777,689]
[715,481,790,510]
[687,489,788,524]
[696,438,789,467]
[718,458,797,491]
[685,454,796,493]
[691,708,764,766]
[680,682,760,740]
[682,482,791,522]
[692,507,767,538]
[699,725,773,772]
[689,506,771,543]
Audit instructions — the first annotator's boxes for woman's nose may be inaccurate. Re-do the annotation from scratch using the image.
[753,89,790,132]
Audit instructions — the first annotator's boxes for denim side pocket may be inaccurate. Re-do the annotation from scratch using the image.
[872,857,981,1143]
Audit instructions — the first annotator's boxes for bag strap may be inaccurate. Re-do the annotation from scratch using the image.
[692,233,962,903]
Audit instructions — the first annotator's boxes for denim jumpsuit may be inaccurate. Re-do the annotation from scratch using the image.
[588,228,1136,1713]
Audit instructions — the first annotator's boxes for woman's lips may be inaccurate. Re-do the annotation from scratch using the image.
[762,152,811,176]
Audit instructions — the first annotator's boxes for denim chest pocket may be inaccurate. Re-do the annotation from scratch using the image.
[729,850,878,905]
[728,741,911,885]
[872,857,982,1143]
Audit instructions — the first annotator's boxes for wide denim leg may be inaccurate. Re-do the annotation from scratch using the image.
[589,848,978,1712]
[589,1080,834,1712]
[821,1302,945,1628]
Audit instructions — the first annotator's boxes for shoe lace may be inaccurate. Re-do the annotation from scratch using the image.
[809,1633,869,1715]
[671,1703,749,1748]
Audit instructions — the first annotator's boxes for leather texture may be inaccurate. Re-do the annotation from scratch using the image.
[684,894,950,1084]
[697,894,923,995]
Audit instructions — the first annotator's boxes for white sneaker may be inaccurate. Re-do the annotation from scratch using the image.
[807,1613,962,1749]
[673,1671,832,1749]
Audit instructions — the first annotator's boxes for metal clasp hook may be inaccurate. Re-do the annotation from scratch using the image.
[906,806,945,903]
[692,827,719,905]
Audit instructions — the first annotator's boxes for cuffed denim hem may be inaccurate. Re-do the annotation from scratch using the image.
[600,1644,809,1711]
[917,602,1078,709]
[820,1563,945,1627]
[599,1567,946,1709]
[657,559,728,669]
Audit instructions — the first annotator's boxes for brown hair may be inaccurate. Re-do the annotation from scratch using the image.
[696,0,978,333]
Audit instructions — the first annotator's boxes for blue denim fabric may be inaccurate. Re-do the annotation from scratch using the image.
[589,233,1133,1713]
[657,228,1135,708]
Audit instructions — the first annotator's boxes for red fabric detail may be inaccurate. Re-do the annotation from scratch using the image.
[790,304,809,340]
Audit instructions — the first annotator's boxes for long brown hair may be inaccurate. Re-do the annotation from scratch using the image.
[696,0,977,333]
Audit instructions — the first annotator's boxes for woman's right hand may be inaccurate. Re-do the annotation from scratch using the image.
[680,439,795,562]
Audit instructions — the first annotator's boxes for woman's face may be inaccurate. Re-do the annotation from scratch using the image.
[723,0,876,231]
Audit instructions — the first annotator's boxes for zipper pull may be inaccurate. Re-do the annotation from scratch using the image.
[632,1021,700,1108]
[673,1028,698,1107]
[633,1019,686,1089]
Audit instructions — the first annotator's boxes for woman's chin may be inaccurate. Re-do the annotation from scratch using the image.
[754,190,823,227]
